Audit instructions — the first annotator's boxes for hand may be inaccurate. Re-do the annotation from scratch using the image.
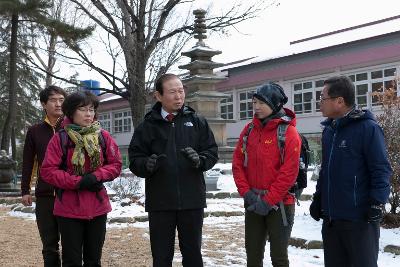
[146,154,166,173]
[78,173,98,190]
[181,147,200,168]
[247,198,273,216]
[244,190,258,206]
[88,181,104,192]
[309,193,322,221]
[21,194,32,206]
[368,205,383,223]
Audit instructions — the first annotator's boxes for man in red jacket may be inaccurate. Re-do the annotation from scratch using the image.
[232,82,301,267]
[21,85,66,267]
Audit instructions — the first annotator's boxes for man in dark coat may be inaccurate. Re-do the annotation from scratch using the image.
[310,76,391,267]
[21,85,67,266]
[129,73,218,267]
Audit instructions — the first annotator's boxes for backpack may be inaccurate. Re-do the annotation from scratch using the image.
[58,129,107,171]
[242,122,311,205]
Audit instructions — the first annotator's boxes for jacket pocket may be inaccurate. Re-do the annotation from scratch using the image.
[353,176,357,207]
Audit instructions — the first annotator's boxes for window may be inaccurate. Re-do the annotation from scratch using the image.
[220,94,233,119]
[315,80,324,112]
[113,111,132,133]
[293,81,315,114]
[347,67,397,108]
[239,90,254,120]
[98,113,111,133]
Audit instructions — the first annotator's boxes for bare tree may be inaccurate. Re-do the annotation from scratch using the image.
[64,0,275,127]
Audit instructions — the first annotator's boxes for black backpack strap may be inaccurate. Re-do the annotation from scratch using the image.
[59,129,69,171]
[242,122,254,167]
[277,123,289,165]
[98,130,107,165]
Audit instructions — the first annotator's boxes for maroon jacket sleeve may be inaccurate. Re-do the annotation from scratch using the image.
[40,133,82,190]
[21,127,35,195]
[92,130,122,182]
[232,125,251,197]
[264,125,301,205]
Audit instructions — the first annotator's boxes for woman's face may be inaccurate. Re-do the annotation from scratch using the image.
[253,97,273,119]
[72,104,95,127]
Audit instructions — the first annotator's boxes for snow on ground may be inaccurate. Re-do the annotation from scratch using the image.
[7,163,400,266]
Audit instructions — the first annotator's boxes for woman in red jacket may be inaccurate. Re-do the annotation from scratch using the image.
[232,82,301,267]
[41,91,122,267]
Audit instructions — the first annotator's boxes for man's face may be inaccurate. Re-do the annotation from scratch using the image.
[320,86,347,119]
[155,78,185,113]
[41,93,65,118]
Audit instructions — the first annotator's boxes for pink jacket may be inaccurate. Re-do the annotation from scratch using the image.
[40,127,122,219]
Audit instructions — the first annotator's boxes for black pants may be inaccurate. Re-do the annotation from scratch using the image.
[36,196,61,267]
[57,214,107,267]
[148,209,204,267]
[245,204,295,267]
[322,219,380,267]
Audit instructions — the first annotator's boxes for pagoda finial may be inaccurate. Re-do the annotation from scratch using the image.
[193,9,207,46]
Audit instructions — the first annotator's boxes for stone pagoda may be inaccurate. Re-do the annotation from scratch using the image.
[179,9,234,162]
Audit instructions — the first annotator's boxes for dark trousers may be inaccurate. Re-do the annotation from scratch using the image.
[36,196,61,267]
[57,214,107,267]
[148,209,204,267]
[245,204,295,267]
[322,219,380,267]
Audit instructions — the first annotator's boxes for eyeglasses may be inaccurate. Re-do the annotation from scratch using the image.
[319,95,339,102]
[77,107,95,114]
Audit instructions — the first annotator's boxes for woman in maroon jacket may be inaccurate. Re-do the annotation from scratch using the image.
[41,91,122,267]
[232,82,301,267]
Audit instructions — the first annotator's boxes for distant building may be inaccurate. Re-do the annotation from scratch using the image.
[97,27,400,164]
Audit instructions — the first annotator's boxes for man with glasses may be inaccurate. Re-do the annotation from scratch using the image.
[309,76,391,267]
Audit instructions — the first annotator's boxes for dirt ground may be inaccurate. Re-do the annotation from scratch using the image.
[0,206,246,267]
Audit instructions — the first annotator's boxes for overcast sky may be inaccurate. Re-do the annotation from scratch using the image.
[197,0,400,64]
[72,0,400,88]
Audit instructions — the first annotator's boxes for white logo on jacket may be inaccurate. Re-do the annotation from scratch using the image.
[339,139,347,148]
[184,122,194,127]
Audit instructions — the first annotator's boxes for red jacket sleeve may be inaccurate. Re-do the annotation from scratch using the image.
[40,134,81,190]
[232,125,251,197]
[92,130,122,182]
[264,125,301,205]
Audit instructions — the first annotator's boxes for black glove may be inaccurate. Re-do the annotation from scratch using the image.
[146,154,166,173]
[181,147,201,168]
[88,181,104,192]
[309,193,322,221]
[367,205,383,223]
[244,190,258,206]
[78,173,98,190]
[247,198,273,216]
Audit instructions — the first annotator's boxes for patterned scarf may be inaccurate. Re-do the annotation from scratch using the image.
[64,121,101,175]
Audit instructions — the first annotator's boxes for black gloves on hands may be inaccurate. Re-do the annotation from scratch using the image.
[368,205,383,223]
[78,173,103,192]
[244,190,258,206]
[309,193,322,221]
[146,154,166,173]
[181,147,201,168]
[247,197,273,216]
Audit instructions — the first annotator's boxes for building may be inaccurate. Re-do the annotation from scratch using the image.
[97,28,400,165]
[216,29,400,162]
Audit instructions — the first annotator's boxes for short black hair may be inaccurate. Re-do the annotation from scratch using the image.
[62,90,99,119]
[324,76,355,107]
[39,85,67,103]
[155,73,180,95]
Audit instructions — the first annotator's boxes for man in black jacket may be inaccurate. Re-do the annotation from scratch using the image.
[129,73,218,267]
[21,85,66,266]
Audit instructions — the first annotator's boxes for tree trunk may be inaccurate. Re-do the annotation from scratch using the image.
[11,126,16,160]
[45,32,57,87]
[1,14,19,152]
